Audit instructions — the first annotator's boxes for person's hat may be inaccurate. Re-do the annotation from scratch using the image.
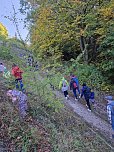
[105,96,113,104]
[105,96,113,100]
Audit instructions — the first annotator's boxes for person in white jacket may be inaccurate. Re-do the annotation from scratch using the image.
[59,77,69,100]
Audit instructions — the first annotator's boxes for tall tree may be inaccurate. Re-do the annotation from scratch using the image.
[20,0,114,82]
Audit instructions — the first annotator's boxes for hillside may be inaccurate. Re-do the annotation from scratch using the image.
[0,0,114,150]
[0,40,114,151]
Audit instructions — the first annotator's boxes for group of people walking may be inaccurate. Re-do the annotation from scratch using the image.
[0,62,27,120]
[1,57,114,138]
[0,62,24,90]
[0,54,39,120]
[26,55,39,71]
[59,74,95,112]
[59,74,114,138]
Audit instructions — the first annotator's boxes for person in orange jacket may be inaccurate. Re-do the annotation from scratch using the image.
[12,64,24,91]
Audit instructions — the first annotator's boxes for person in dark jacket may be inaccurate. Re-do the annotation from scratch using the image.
[34,61,39,71]
[81,83,91,111]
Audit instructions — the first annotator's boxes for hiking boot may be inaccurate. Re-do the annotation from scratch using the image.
[75,98,78,101]
[65,97,68,100]
[87,109,91,112]
[112,134,114,139]
[86,104,88,107]
[22,88,26,93]
[79,94,81,99]
[67,95,69,99]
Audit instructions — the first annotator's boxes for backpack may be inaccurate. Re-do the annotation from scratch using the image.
[62,80,67,87]
[62,80,68,92]
[73,81,77,89]
[71,78,78,89]
[90,91,94,99]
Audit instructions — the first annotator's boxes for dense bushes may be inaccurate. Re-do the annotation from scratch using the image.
[22,0,114,85]
[0,46,13,60]
[43,61,110,92]
[70,62,109,91]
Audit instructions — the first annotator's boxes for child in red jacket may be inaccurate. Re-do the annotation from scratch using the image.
[12,64,24,91]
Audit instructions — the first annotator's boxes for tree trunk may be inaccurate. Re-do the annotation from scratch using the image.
[80,36,88,64]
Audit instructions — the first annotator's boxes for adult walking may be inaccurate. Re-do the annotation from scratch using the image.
[80,83,91,112]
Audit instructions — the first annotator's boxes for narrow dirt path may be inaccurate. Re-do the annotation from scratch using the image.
[35,71,114,147]
[33,69,114,146]
[54,90,114,142]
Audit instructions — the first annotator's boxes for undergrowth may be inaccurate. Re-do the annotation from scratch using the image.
[0,46,114,151]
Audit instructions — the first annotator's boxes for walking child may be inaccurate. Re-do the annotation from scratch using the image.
[12,64,24,91]
[59,77,69,100]
[80,83,91,112]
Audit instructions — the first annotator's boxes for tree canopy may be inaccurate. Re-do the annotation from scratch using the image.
[20,0,114,83]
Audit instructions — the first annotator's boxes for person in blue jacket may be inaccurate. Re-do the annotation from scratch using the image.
[105,96,114,138]
[70,74,81,100]
[81,83,91,112]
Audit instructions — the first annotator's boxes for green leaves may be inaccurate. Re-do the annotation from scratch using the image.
[0,46,13,60]
[21,0,114,84]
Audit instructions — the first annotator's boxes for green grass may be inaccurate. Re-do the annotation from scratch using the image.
[0,54,114,151]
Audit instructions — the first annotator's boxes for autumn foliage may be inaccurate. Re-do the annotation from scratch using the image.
[21,0,114,83]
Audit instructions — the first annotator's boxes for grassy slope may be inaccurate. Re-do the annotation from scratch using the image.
[0,51,114,151]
